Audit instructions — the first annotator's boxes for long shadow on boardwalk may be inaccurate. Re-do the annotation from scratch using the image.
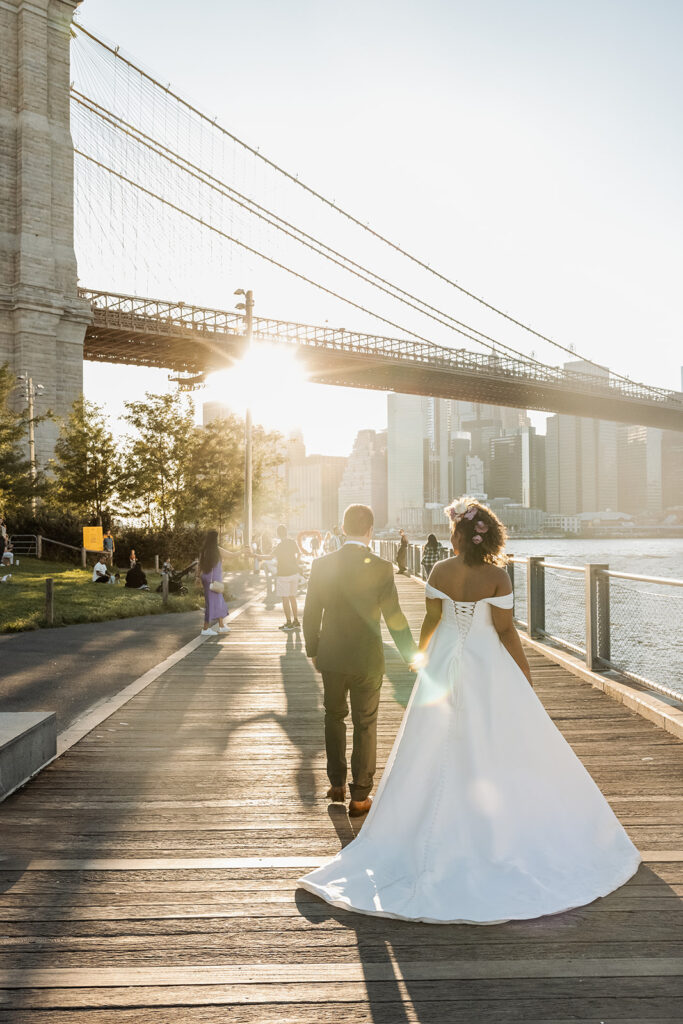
[278,630,324,805]
[296,862,683,1022]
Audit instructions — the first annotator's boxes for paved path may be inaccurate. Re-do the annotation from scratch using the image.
[0,573,259,733]
[0,576,681,1021]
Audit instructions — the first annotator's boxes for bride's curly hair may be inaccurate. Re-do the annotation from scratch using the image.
[445,497,507,567]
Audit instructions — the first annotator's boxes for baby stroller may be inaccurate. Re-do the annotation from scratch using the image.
[156,559,198,596]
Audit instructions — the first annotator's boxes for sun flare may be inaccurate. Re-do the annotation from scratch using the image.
[204,343,308,432]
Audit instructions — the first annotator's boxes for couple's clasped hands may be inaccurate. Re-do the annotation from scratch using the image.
[409,650,426,672]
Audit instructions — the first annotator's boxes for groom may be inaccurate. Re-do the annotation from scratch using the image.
[303,504,417,816]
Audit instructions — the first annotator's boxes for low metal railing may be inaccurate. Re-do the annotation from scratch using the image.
[374,539,683,700]
[509,557,683,700]
[7,535,37,556]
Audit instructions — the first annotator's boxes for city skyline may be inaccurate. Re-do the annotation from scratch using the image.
[261,390,681,533]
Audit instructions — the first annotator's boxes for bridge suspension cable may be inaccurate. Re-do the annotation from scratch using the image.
[72,22,652,390]
[75,147,499,355]
[71,90,550,370]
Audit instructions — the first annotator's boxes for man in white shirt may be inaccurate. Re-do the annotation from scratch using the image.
[92,557,110,583]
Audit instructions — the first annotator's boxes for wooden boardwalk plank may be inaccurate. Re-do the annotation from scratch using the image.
[0,574,681,1022]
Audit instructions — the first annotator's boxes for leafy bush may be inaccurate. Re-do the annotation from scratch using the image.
[111,525,207,569]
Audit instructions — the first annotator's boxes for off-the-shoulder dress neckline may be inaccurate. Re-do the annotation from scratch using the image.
[425,582,513,606]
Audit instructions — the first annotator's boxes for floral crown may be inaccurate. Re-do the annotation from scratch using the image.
[445,498,490,545]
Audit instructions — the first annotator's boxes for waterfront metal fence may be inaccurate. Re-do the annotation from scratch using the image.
[540,562,586,656]
[602,572,683,696]
[507,558,682,699]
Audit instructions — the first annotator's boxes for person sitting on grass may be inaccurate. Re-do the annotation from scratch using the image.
[92,555,110,583]
[1,540,14,566]
[125,562,149,590]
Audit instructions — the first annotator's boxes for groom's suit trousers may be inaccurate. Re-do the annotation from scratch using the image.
[322,670,383,802]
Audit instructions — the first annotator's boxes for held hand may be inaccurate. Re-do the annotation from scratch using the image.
[409,651,426,673]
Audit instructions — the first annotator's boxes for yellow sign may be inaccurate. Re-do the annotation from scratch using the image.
[82,527,104,551]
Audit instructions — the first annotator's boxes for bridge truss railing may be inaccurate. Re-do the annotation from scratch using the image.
[374,540,682,701]
[79,288,681,408]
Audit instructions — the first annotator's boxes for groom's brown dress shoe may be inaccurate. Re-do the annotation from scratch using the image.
[327,785,346,802]
[349,798,372,817]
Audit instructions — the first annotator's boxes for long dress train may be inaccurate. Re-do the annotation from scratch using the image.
[299,587,640,924]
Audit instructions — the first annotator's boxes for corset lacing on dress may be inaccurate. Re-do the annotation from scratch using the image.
[446,601,476,706]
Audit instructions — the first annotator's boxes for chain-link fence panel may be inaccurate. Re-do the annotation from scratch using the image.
[542,566,586,655]
[607,578,683,695]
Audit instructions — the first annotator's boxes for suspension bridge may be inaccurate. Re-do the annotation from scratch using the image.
[5,4,683,464]
[82,287,682,428]
[67,24,682,432]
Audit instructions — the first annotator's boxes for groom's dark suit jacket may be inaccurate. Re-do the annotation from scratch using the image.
[303,543,416,676]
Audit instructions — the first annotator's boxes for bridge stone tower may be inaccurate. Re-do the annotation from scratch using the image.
[0,0,90,466]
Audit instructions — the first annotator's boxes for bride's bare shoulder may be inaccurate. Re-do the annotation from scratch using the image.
[428,556,458,581]
[489,563,513,594]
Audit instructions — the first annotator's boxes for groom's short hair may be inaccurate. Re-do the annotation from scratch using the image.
[343,504,374,536]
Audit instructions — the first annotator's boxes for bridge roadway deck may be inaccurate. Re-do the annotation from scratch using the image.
[0,576,681,1021]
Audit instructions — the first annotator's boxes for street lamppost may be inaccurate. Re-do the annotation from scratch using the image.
[17,373,44,515]
[234,288,254,548]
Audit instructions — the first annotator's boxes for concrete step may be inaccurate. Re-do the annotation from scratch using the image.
[0,712,56,802]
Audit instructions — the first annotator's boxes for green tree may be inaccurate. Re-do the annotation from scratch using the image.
[50,396,120,524]
[183,416,243,533]
[185,415,285,532]
[121,391,197,529]
[0,364,43,516]
[252,423,288,524]
[120,391,285,532]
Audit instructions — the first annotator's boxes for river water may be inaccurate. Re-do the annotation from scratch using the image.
[416,538,683,696]
[502,537,683,580]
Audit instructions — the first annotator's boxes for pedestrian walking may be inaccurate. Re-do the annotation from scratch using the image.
[272,525,302,630]
[395,530,409,575]
[421,533,443,579]
[198,529,231,637]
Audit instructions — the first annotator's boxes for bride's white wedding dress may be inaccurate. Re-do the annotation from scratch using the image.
[299,586,641,923]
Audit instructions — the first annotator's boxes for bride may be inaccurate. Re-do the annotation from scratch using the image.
[299,498,640,924]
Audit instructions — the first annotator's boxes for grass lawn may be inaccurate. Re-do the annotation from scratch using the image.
[0,558,205,633]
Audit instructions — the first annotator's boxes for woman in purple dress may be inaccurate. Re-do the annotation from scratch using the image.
[198,530,230,637]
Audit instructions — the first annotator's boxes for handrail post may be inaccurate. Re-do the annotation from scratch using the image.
[506,554,515,592]
[161,571,169,606]
[45,578,54,626]
[81,547,86,569]
[527,556,545,638]
[586,563,610,671]
[36,535,42,560]
[154,554,160,572]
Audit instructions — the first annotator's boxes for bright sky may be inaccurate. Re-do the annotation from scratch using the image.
[78,0,683,455]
